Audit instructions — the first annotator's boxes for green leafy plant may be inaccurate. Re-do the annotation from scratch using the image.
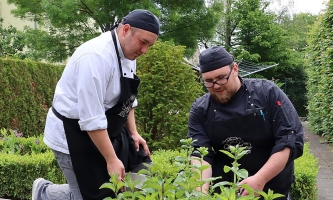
[31,139,42,154]
[100,138,284,199]
[0,128,47,155]
[0,128,22,155]
[257,189,285,200]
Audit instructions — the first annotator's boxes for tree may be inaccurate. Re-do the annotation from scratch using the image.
[279,13,316,52]
[270,12,317,117]
[0,18,25,58]
[135,41,203,151]
[201,0,291,67]
[276,12,316,70]
[229,0,290,65]
[7,0,220,62]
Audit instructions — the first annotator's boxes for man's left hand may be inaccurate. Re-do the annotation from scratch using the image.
[238,174,265,196]
[131,132,151,157]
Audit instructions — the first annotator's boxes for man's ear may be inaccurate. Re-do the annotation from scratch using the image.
[122,24,131,36]
[233,63,239,76]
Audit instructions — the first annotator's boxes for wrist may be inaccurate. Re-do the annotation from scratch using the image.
[105,154,118,164]
[254,173,267,185]
[129,130,139,135]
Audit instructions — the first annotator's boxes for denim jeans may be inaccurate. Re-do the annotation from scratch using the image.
[35,150,83,200]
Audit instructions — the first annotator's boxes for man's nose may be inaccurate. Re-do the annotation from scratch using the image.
[141,46,148,54]
[213,81,221,88]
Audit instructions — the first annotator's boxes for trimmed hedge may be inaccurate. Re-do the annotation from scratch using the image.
[0,132,66,200]
[307,1,333,140]
[291,143,318,200]
[0,57,64,136]
[0,151,65,199]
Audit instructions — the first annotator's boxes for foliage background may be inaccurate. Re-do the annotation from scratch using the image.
[307,0,333,141]
[136,41,203,151]
[1,0,330,156]
[0,41,203,147]
[0,58,63,136]
[6,0,222,61]
[0,18,25,59]
[2,0,323,120]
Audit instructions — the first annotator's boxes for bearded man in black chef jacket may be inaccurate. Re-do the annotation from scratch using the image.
[187,46,304,200]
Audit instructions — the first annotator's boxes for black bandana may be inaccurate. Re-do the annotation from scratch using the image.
[199,46,234,73]
[122,9,160,35]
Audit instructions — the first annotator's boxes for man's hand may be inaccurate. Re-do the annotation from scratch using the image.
[238,174,265,196]
[131,132,151,157]
[125,108,151,157]
[87,129,125,181]
[238,147,291,196]
[107,158,126,182]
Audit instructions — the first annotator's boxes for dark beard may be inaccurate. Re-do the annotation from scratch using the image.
[211,91,233,104]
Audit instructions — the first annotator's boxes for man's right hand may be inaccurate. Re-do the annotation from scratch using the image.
[88,129,125,181]
[107,158,125,182]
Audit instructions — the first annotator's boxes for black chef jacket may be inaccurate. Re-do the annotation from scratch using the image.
[187,77,304,198]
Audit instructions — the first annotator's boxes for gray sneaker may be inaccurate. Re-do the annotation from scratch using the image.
[32,178,49,200]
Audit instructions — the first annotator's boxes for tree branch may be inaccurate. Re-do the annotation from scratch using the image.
[79,0,94,16]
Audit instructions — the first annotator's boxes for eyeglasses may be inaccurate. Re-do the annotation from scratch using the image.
[203,67,233,88]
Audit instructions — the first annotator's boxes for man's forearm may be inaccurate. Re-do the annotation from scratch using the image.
[254,147,291,184]
[125,108,138,135]
[88,129,117,163]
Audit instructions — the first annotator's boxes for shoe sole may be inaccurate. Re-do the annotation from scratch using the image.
[32,178,45,200]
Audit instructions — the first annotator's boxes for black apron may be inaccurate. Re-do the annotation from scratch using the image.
[206,85,293,200]
[52,29,151,199]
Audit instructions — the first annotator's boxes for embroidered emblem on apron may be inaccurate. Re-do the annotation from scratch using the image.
[118,95,136,117]
[222,137,252,154]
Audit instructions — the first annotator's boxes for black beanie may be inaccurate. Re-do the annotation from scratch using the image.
[199,46,234,73]
[122,9,160,35]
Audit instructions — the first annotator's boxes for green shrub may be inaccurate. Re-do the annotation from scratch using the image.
[291,143,318,200]
[0,58,64,137]
[0,128,65,199]
[0,151,65,199]
[307,1,333,141]
[136,41,203,151]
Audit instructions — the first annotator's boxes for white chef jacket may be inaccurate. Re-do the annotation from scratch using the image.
[44,31,137,154]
